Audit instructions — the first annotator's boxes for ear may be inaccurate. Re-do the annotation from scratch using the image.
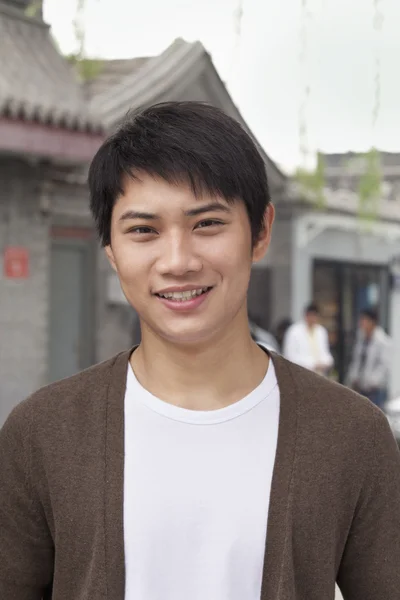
[252,203,275,264]
[105,244,117,272]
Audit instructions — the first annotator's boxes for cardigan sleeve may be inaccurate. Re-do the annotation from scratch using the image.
[0,404,54,599]
[336,409,400,599]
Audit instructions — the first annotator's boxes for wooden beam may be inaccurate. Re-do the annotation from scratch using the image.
[0,118,105,163]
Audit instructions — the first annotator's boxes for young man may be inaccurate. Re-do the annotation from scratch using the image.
[346,307,392,409]
[283,302,334,375]
[1,102,399,600]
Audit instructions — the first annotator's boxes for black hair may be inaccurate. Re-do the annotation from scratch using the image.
[360,307,378,323]
[305,302,319,315]
[88,101,270,247]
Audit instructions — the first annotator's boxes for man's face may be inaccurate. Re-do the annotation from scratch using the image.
[106,175,273,346]
[305,311,319,328]
[360,316,375,337]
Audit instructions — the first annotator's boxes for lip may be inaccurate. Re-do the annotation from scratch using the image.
[155,287,213,312]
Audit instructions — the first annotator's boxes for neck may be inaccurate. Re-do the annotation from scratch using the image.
[130,311,269,411]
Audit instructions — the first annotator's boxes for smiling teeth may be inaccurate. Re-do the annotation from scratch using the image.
[159,287,209,300]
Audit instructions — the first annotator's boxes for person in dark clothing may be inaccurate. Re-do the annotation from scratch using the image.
[346,308,392,409]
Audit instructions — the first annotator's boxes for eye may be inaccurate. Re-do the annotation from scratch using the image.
[195,219,224,230]
[127,226,157,235]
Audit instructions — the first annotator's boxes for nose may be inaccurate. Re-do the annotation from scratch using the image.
[156,233,202,277]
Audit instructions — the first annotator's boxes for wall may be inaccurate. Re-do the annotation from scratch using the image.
[256,209,293,330]
[0,158,49,423]
[247,268,271,329]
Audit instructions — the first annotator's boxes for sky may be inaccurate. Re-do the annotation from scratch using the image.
[43,0,400,174]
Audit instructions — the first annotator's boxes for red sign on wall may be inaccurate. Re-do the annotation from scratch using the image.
[3,246,30,279]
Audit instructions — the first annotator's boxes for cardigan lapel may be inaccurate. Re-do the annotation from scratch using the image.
[104,350,131,600]
[260,352,299,599]
[104,349,299,600]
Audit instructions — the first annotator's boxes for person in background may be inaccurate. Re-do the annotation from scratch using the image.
[283,303,334,375]
[346,308,391,409]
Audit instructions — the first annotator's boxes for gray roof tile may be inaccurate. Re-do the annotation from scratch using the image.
[0,2,102,131]
[84,57,150,100]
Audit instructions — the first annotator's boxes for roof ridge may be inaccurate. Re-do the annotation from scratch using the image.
[92,38,199,104]
[99,56,150,64]
[91,38,204,121]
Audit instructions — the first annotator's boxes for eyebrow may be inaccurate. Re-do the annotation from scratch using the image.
[118,202,231,222]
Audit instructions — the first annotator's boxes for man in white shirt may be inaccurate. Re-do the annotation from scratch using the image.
[283,303,334,375]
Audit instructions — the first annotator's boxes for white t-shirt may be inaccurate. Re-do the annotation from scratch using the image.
[124,360,280,600]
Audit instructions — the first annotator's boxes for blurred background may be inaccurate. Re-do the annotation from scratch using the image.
[1,3,399,596]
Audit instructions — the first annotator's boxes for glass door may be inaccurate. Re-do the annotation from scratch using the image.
[313,261,389,383]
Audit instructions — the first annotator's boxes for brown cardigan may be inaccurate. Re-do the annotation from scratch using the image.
[1,350,400,600]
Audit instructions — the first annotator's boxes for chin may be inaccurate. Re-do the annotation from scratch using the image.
[155,322,222,347]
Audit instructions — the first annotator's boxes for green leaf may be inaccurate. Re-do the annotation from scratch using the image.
[67,55,104,82]
[357,148,382,220]
[24,1,42,18]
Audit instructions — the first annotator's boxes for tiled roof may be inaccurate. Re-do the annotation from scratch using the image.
[89,38,286,189]
[84,57,150,100]
[89,38,198,126]
[0,2,102,131]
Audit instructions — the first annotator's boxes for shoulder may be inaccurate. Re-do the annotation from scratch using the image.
[2,350,130,435]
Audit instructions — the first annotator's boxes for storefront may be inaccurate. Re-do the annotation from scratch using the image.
[313,260,390,382]
[287,210,400,393]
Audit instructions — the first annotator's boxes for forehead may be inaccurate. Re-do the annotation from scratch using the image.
[113,173,236,216]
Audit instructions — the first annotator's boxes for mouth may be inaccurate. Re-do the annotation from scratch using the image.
[155,286,213,302]
[154,286,213,311]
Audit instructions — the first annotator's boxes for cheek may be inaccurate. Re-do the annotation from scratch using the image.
[202,229,252,274]
[111,238,149,281]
